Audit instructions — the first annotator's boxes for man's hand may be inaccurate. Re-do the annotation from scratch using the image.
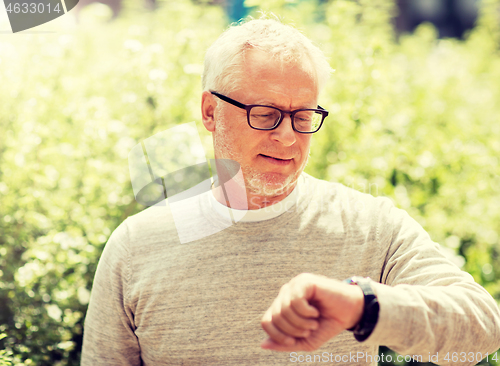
[261,273,364,352]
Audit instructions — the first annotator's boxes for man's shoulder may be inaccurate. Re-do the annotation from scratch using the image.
[301,172,394,212]
[123,199,180,243]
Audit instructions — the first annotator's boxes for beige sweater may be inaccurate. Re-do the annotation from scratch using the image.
[81,173,500,365]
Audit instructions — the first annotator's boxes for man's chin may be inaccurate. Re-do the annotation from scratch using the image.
[245,173,297,197]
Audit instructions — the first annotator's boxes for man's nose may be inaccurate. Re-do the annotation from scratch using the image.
[271,113,296,146]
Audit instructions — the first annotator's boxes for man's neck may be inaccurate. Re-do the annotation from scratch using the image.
[211,180,297,210]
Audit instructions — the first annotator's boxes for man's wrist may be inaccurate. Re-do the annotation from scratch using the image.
[345,284,364,330]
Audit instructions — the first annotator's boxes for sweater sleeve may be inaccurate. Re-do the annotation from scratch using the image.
[364,198,500,366]
[81,219,141,366]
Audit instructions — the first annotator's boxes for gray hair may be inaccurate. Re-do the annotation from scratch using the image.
[202,17,332,95]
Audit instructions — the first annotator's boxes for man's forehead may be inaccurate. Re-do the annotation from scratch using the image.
[239,49,319,101]
[243,48,316,77]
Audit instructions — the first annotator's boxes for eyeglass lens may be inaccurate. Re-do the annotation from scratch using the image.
[249,106,322,132]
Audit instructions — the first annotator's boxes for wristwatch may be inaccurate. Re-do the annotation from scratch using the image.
[343,276,379,342]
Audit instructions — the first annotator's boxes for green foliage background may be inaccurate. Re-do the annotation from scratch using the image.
[0,0,499,364]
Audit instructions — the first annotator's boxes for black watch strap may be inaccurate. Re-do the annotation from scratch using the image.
[343,276,379,342]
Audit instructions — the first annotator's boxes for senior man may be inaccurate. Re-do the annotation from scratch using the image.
[81,18,500,365]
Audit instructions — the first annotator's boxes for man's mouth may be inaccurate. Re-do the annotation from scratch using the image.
[259,154,293,166]
[260,154,292,161]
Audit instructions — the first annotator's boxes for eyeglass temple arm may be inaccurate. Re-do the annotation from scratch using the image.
[210,91,247,109]
[317,105,329,116]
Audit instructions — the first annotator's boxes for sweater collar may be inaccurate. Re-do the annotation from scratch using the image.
[208,174,303,222]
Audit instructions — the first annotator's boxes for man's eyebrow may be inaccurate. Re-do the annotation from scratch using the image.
[252,99,315,110]
[252,99,278,107]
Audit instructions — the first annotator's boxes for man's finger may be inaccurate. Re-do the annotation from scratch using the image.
[271,309,313,338]
[289,297,320,319]
[261,311,296,346]
[280,302,319,331]
[261,337,299,351]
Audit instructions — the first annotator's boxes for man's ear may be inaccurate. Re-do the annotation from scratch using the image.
[201,91,217,132]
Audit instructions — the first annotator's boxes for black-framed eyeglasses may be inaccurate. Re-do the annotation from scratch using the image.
[210,91,328,134]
